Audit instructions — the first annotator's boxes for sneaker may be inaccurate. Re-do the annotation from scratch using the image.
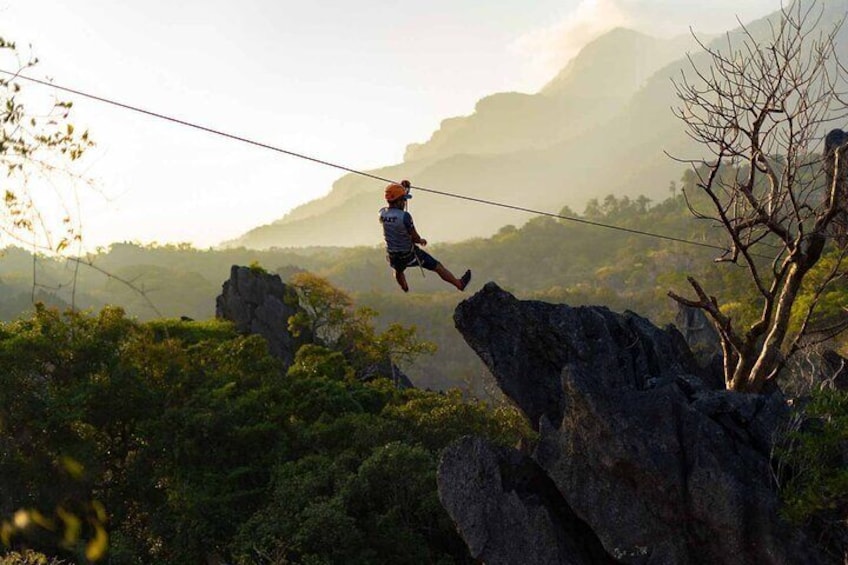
[459,270,472,291]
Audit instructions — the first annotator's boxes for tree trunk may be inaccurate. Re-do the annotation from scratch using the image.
[737,253,817,392]
[742,285,798,392]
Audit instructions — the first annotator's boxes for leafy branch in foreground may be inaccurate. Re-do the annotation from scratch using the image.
[0,37,94,255]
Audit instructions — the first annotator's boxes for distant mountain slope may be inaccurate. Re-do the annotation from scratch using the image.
[402,29,695,163]
[225,3,848,250]
[540,28,696,99]
[226,28,695,250]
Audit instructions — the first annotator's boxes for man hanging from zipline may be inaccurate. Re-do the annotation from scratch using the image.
[380,180,471,293]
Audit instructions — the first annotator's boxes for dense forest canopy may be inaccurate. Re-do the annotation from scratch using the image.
[0,301,533,563]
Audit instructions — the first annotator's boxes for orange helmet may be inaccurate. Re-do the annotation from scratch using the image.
[385,182,411,202]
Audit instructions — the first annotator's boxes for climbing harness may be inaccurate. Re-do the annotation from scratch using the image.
[400,180,427,280]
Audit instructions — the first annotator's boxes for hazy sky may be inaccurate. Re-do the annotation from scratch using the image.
[1,0,782,250]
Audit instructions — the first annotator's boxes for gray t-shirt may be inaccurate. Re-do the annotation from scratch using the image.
[379,207,414,253]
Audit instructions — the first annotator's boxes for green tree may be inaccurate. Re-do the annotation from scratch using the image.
[0,295,535,564]
[779,388,848,524]
[343,442,455,564]
[288,271,354,346]
[776,386,848,559]
[0,306,129,562]
[0,308,290,563]
[288,272,435,378]
[231,340,533,564]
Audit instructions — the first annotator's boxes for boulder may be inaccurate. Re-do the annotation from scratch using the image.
[439,282,830,565]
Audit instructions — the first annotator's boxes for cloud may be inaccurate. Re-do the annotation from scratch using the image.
[614,0,782,36]
[511,0,782,88]
[511,0,631,79]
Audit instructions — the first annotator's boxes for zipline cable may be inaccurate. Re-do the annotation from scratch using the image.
[0,70,396,185]
[410,182,730,253]
[2,69,738,257]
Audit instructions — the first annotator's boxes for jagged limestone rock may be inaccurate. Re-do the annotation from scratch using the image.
[215,265,308,370]
[441,282,830,565]
[438,436,614,565]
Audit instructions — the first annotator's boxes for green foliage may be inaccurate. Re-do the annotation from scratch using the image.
[0,300,532,563]
[793,249,848,333]
[144,317,237,343]
[384,388,535,452]
[248,260,268,275]
[0,305,288,561]
[288,271,354,344]
[342,442,450,564]
[779,388,848,525]
[288,272,436,379]
[230,340,533,564]
[287,344,355,382]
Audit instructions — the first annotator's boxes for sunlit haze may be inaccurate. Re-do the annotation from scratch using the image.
[1,0,781,250]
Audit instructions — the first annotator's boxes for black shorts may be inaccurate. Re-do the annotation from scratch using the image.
[387,247,439,272]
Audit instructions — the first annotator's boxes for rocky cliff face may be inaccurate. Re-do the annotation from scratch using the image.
[438,283,829,564]
[215,265,308,370]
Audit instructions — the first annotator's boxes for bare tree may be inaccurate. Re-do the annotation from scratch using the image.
[668,1,848,392]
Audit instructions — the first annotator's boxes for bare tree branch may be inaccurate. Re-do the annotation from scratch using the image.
[669,0,848,391]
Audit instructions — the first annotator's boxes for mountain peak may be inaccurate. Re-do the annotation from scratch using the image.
[541,27,691,98]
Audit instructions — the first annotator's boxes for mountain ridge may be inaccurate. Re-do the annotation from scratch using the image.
[224,3,848,250]
[224,26,695,250]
